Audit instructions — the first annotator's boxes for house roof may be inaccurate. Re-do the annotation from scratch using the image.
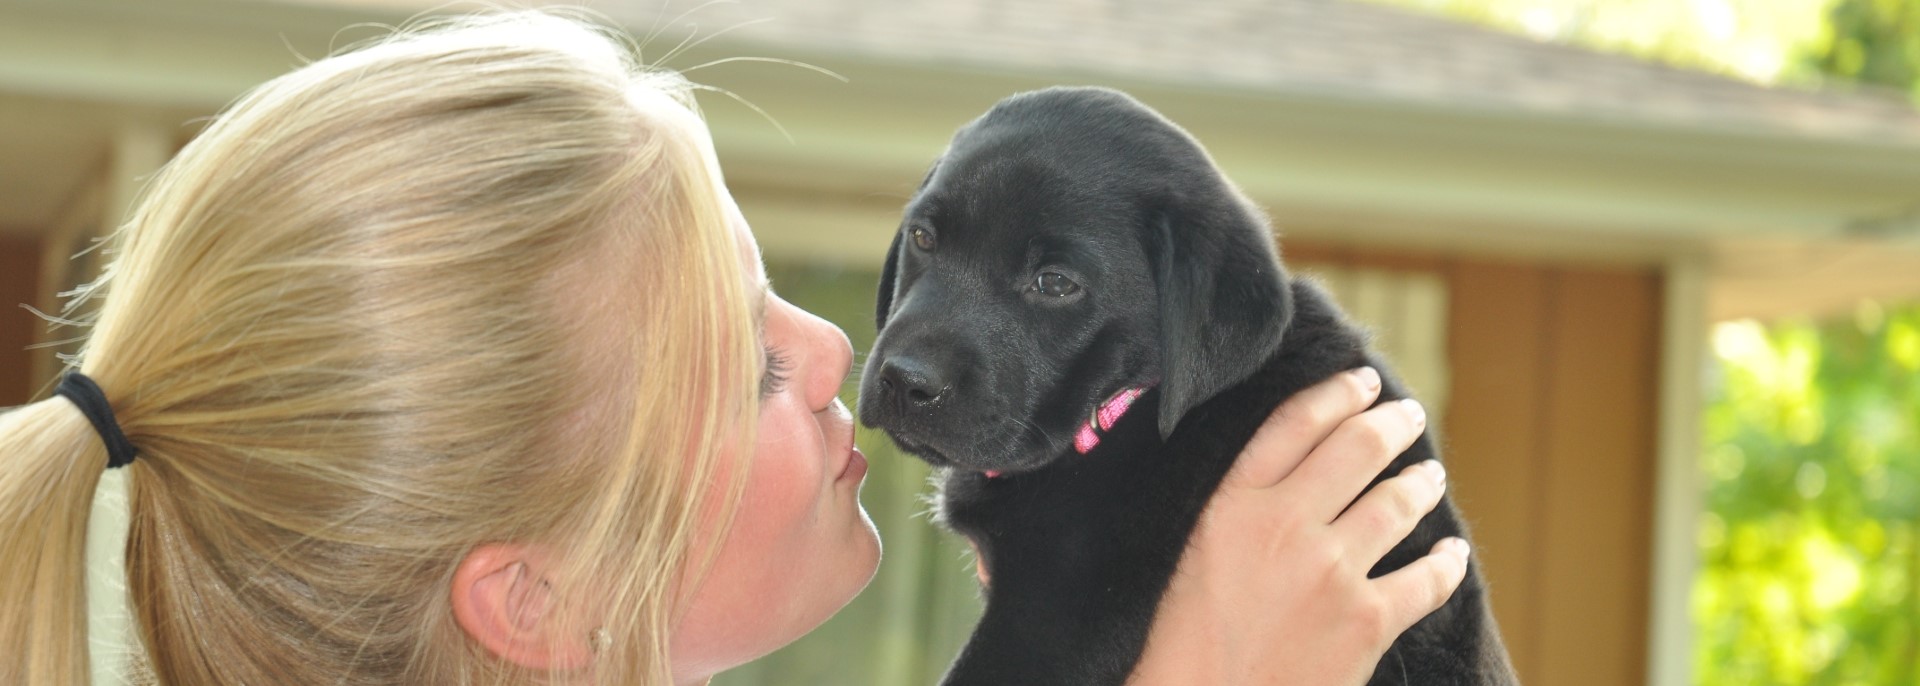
[583,0,1920,145]
[4,0,1917,319]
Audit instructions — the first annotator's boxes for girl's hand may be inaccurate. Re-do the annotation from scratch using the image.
[1130,367,1469,685]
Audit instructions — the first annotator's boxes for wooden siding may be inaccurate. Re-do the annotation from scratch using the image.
[1,234,39,406]
[1292,241,1663,686]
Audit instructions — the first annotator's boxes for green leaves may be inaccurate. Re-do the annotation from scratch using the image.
[1807,0,1920,95]
[1697,301,1920,684]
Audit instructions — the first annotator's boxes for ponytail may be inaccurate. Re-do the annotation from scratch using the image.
[0,392,116,684]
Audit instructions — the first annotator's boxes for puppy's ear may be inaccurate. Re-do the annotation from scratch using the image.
[1153,193,1292,439]
[877,156,946,330]
[875,229,903,330]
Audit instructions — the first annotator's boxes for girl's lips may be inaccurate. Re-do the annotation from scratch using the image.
[838,446,868,482]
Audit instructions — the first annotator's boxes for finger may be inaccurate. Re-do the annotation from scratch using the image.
[1276,398,1426,521]
[1331,460,1447,563]
[1371,537,1470,636]
[1223,367,1383,490]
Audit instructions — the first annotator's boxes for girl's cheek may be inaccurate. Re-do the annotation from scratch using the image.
[740,405,823,532]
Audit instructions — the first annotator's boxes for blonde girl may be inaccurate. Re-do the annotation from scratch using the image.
[0,10,1466,685]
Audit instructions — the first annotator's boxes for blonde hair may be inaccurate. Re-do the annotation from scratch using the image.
[0,10,758,685]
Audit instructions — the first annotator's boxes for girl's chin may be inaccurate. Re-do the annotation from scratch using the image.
[673,523,880,682]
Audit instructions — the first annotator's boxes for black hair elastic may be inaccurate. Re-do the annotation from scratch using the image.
[55,372,138,469]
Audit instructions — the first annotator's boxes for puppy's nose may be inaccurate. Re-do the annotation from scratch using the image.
[878,355,949,409]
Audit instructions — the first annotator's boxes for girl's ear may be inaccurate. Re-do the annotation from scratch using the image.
[450,543,594,671]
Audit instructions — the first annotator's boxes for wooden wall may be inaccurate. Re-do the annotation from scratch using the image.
[1,234,39,406]
[1290,242,1663,686]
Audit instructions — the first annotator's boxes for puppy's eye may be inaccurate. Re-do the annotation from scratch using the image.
[910,226,936,251]
[1035,271,1080,297]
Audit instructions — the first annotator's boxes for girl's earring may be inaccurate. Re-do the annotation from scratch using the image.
[589,627,611,655]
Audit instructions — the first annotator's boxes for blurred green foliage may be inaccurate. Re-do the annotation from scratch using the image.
[1696,304,1920,683]
[1695,13,1920,663]
[1810,0,1920,94]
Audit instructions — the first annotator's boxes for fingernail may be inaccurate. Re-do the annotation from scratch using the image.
[1422,459,1446,485]
[1354,366,1381,391]
[1446,537,1471,557]
[1400,398,1426,427]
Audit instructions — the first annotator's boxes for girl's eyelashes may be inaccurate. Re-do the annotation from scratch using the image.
[761,346,793,399]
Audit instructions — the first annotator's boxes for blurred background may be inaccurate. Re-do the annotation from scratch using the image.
[0,0,1915,684]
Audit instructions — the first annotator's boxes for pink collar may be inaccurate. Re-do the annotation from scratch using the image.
[1073,385,1153,454]
[982,385,1154,479]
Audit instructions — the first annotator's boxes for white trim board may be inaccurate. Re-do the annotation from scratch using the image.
[1648,258,1709,686]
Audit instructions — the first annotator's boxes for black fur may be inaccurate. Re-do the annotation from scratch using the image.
[858,86,1518,685]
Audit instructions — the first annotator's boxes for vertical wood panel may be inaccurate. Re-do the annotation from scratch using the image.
[1307,265,1453,429]
[1393,272,1450,411]
[1442,260,1553,678]
[1534,268,1660,685]
[0,234,41,405]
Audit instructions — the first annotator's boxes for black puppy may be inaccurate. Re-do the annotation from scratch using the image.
[858,87,1517,685]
